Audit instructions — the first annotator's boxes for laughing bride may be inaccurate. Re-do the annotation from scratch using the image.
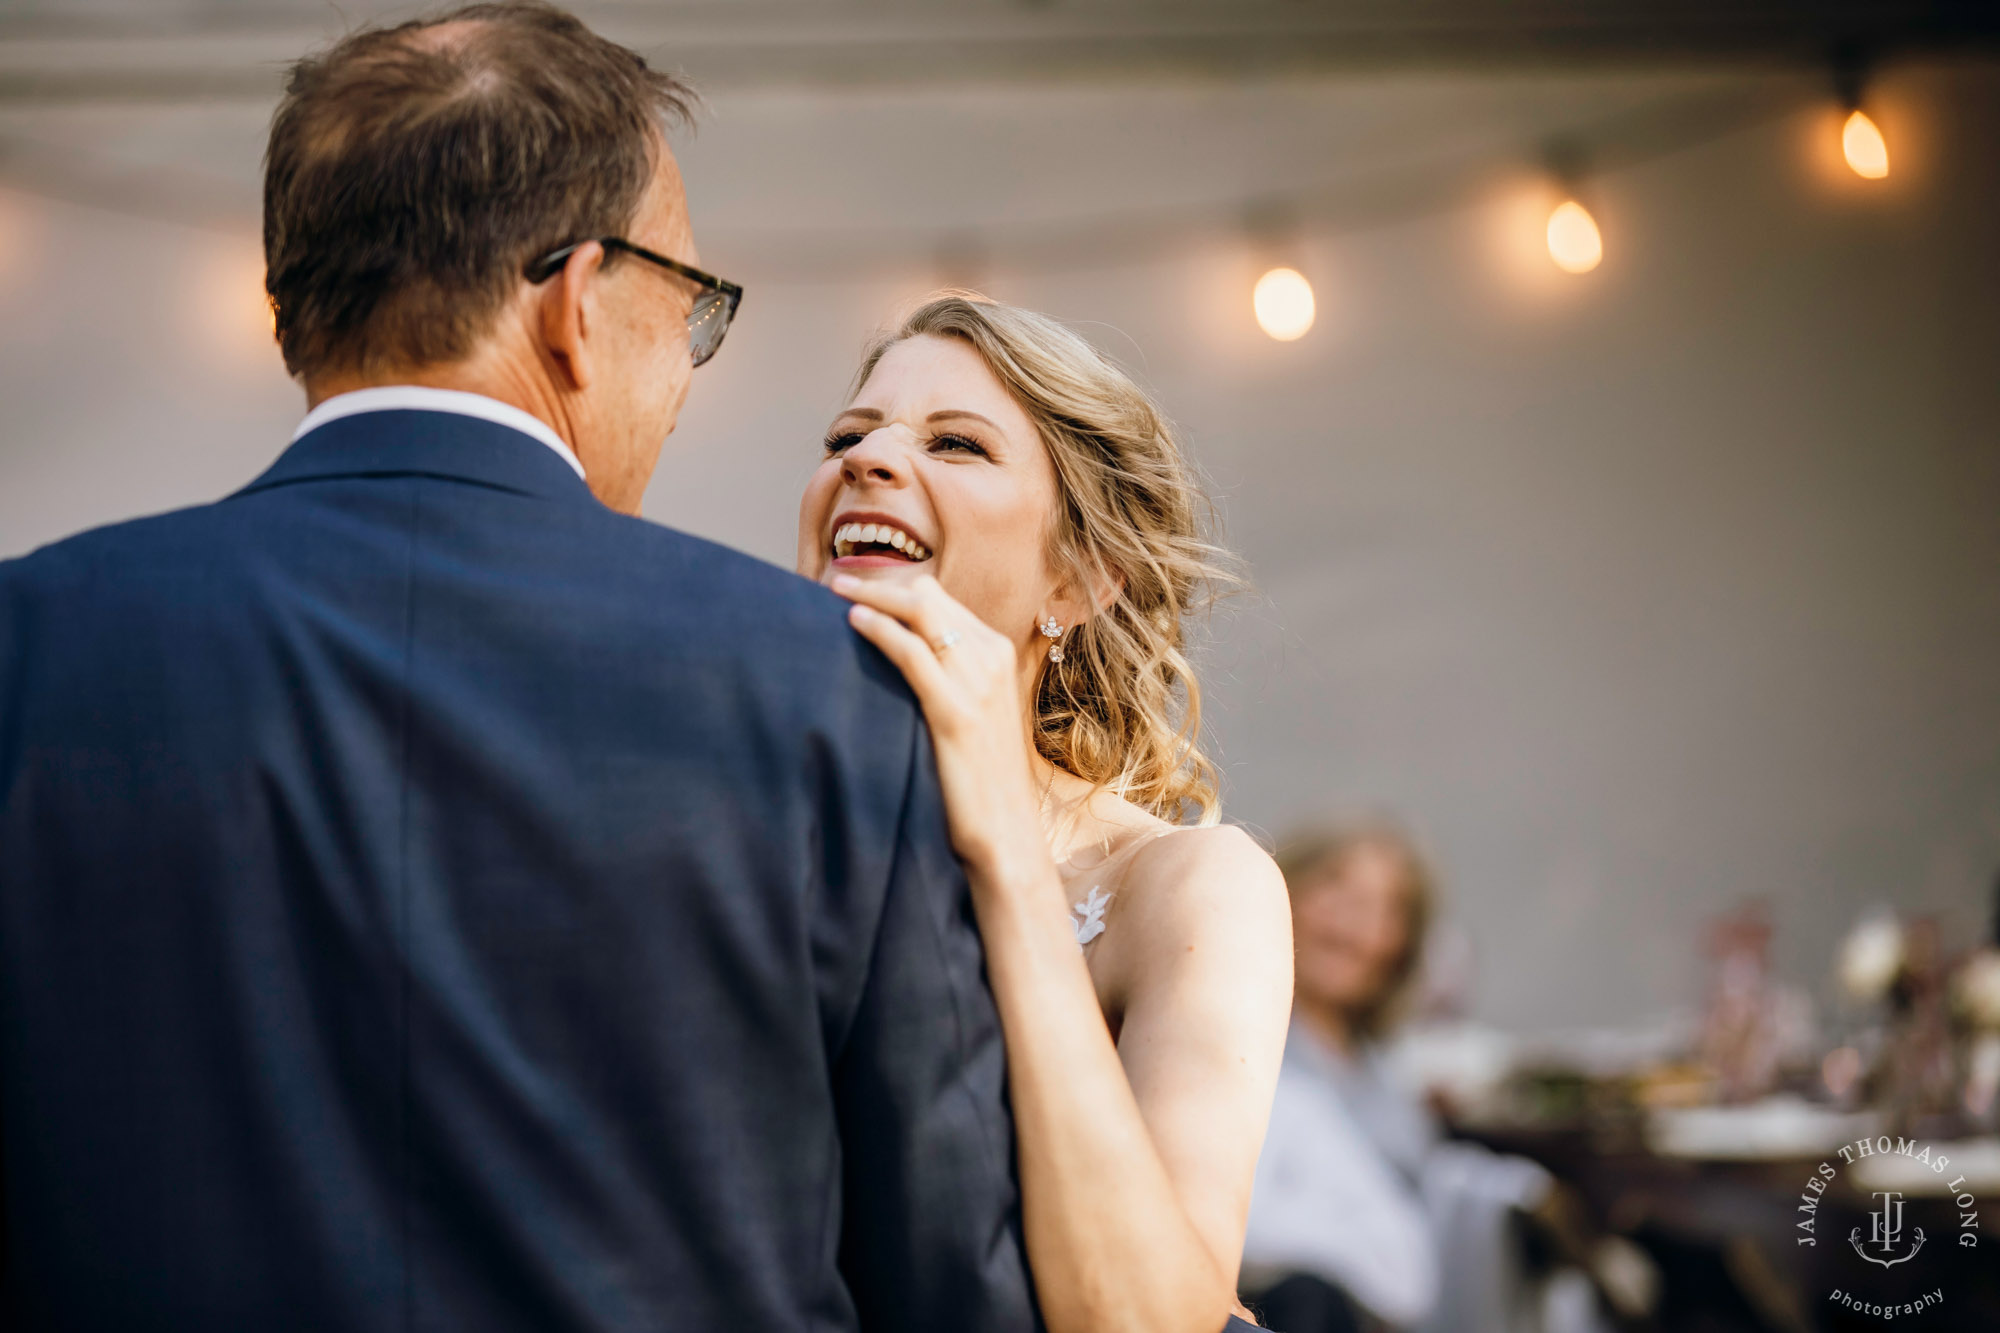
[796,294,1294,1333]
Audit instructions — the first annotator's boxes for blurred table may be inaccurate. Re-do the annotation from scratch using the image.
[1449,1106,1999,1332]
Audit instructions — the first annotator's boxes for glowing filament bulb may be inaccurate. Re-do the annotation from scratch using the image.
[1253,267,1315,341]
[1546,200,1603,274]
[1842,109,1889,179]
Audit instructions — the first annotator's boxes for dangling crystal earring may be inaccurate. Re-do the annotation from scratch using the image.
[1040,616,1065,664]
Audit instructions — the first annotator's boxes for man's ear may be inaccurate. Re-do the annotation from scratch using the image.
[536,241,606,393]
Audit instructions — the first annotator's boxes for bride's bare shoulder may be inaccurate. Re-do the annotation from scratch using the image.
[1114,822,1291,975]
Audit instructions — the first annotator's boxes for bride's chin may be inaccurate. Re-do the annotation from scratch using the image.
[824,556,931,584]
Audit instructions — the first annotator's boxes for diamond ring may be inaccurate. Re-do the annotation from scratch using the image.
[932,629,963,653]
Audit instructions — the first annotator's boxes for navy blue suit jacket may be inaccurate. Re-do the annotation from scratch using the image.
[0,411,1038,1332]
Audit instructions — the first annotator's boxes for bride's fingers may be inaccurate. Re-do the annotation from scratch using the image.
[846,602,955,706]
[834,576,1019,712]
[831,573,964,644]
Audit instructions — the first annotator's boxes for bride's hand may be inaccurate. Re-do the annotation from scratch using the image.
[831,573,1050,883]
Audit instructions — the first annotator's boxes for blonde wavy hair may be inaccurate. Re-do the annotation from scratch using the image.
[853,294,1235,825]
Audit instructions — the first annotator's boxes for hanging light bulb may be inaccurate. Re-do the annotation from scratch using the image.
[1545,200,1603,274]
[1842,109,1890,179]
[1252,266,1315,341]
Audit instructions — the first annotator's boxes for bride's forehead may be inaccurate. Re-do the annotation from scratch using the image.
[854,336,1029,425]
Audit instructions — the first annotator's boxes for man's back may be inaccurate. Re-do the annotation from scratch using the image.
[0,411,1035,1331]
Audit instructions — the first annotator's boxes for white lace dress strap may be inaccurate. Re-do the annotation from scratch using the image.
[1069,826,1181,949]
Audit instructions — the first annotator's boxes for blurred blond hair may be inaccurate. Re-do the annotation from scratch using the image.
[854,293,1233,825]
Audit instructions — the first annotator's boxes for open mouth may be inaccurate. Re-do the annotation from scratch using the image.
[831,520,932,563]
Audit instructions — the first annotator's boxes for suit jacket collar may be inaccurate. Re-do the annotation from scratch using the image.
[237,409,601,509]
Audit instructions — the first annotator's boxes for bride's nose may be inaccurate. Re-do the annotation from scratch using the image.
[840,428,911,487]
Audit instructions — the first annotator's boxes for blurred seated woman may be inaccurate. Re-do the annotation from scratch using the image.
[1242,824,1604,1333]
[1239,823,1442,1332]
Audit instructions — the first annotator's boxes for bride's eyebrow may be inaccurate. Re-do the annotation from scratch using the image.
[827,408,1001,435]
[927,410,999,431]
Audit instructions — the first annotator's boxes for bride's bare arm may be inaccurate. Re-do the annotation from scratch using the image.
[982,828,1292,1333]
[1099,828,1294,1303]
[838,575,1293,1333]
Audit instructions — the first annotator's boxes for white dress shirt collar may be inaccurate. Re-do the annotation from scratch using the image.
[292,386,586,481]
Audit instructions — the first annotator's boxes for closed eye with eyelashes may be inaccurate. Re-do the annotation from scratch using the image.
[822,430,991,457]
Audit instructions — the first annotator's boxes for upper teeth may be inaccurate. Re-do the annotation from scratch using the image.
[834,521,930,561]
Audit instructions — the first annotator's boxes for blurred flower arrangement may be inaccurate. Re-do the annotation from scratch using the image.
[1695,902,1816,1105]
[1837,910,1906,1003]
[1954,947,2000,1122]
[1824,907,1998,1134]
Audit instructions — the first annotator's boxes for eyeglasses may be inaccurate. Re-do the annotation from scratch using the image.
[525,238,743,368]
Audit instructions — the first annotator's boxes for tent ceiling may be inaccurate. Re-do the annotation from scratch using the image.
[1,2,1995,103]
[0,3,1988,265]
